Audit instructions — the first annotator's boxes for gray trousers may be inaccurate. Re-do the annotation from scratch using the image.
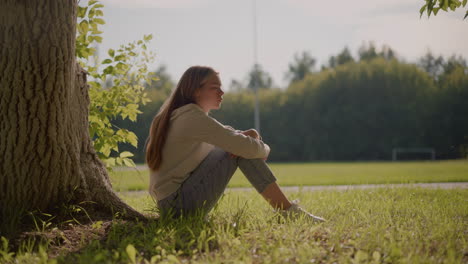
[157,147,277,217]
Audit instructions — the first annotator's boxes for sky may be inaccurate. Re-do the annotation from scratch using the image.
[96,0,468,89]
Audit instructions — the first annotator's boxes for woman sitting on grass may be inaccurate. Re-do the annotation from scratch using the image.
[145,65,325,222]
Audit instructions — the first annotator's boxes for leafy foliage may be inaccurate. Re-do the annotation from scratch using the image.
[110,40,467,163]
[327,47,354,68]
[420,0,468,19]
[285,51,317,84]
[247,63,273,90]
[76,0,155,168]
[229,64,275,91]
[212,54,468,161]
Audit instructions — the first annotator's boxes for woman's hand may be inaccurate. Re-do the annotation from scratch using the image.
[241,129,261,140]
[229,129,265,159]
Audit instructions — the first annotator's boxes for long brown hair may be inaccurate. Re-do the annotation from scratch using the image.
[145,66,217,171]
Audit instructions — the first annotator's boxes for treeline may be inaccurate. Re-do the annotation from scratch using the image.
[113,43,468,162]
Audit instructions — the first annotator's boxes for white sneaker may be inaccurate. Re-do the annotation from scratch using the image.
[279,200,326,223]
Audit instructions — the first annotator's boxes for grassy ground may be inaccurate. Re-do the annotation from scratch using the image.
[2,188,467,263]
[110,160,468,191]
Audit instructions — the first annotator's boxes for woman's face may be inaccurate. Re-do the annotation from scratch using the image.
[195,73,224,112]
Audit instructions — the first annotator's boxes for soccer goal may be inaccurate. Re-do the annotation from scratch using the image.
[392,148,436,161]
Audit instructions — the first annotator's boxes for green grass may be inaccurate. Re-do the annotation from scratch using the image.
[3,188,467,263]
[110,160,468,191]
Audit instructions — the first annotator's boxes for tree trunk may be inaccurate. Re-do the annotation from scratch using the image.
[0,0,143,232]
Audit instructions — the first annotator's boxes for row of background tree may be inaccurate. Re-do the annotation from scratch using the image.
[113,42,468,163]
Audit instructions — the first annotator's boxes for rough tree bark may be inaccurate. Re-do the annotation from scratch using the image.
[0,0,144,230]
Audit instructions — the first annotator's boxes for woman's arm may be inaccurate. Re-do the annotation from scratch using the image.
[224,125,260,140]
[230,129,268,160]
[182,111,270,159]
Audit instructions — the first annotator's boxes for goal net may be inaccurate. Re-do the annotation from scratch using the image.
[392,148,435,161]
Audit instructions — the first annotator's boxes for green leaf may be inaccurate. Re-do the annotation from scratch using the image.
[101,144,112,157]
[93,35,103,43]
[79,20,89,34]
[81,48,90,59]
[78,0,156,166]
[103,66,115,75]
[120,151,134,158]
[420,4,427,15]
[127,132,138,147]
[116,62,128,72]
[88,81,101,89]
[372,251,381,262]
[125,104,140,121]
[78,6,88,18]
[104,158,116,167]
[167,255,180,263]
[116,129,128,136]
[441,0,449,11]
[123,158,136,168]
[89,8,95,18]
[463,0,467,6]
[94,18,105,25]
[465,10,468,19]
[114,55,126,61]
[126,244,137,264]
[89,47,96,55]
[91,22,98,31]
[112,143,120,152]
[89,115,105,126]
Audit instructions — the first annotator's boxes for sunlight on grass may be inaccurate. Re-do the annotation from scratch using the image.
[82,188,468,263]
[109,160,468,192]
[2,188,467,263]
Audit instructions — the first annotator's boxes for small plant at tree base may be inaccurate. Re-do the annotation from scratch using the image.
[76,0,156,169]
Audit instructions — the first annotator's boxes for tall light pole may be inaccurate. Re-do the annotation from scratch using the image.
[252,0,260,133]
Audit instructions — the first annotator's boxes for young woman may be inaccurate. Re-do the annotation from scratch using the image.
[145,66,325,222]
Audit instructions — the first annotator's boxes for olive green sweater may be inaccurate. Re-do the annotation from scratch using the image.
[149,103,270,201]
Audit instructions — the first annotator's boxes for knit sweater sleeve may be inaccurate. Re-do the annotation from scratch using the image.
[184,110,270,159]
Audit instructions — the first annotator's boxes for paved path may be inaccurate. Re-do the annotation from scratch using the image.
[226,182,468,192]
[119,182,468,196]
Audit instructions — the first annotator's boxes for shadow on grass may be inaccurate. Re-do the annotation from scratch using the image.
[57,211,220,263]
